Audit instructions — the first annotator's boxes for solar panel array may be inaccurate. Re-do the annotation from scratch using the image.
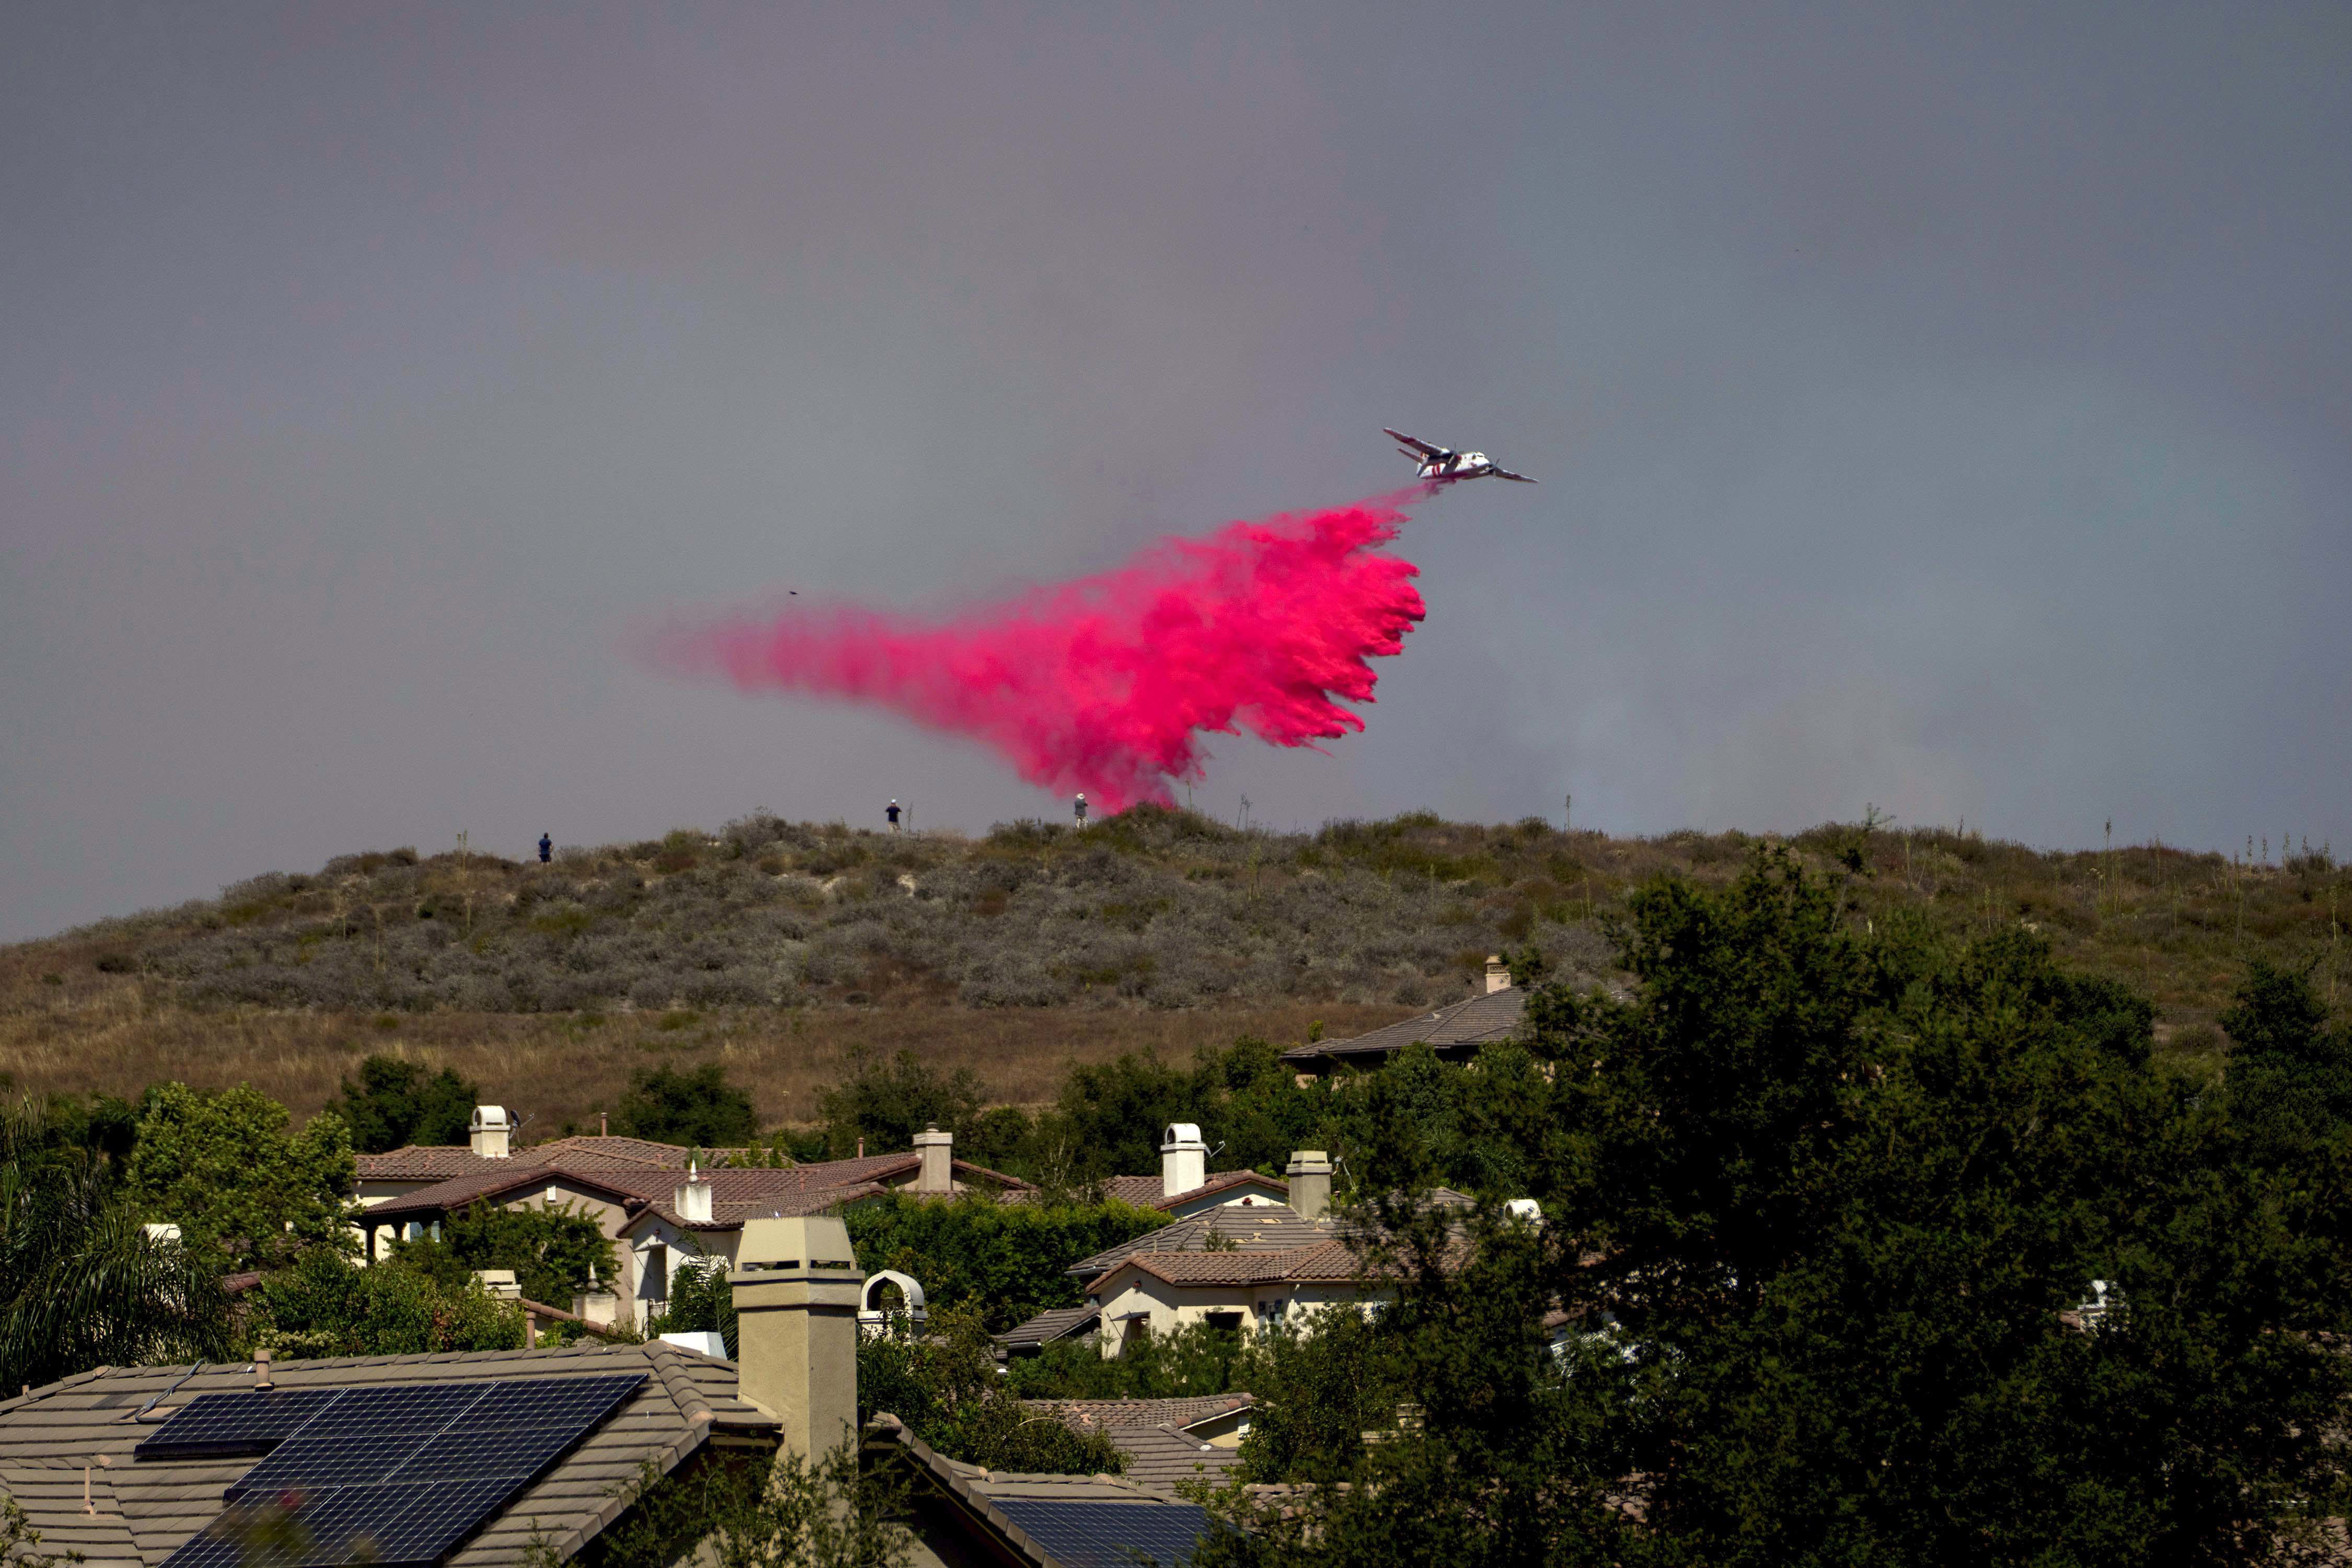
[988,1497,1220,1568]
[137,1373,645,1568]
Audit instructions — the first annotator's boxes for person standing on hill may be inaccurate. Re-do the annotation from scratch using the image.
[538,833,551,863]
[1074,793,1088,829]
[886,800,902,832]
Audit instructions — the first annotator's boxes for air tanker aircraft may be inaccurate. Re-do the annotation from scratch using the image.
[1384,429,1537,486]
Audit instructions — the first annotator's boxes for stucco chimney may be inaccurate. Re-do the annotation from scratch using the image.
[469,1105,512,1159]
[1160,1123,1207,1197]
[1484,955,1511,995]
[1285,1150,1333,1224]
[913,1126,954,1195]
[675,1162,713,1224]
[731,1216,864,1459]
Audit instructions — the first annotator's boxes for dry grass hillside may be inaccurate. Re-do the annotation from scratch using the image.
[2,808,2343,1129]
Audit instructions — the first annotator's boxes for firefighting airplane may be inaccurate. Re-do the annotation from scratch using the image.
[1383,429,1537,486]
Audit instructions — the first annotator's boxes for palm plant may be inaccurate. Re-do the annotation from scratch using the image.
[0,1096,228,1390]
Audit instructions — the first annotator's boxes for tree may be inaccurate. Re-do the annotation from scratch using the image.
[614,1064,760,1148]
[2222,960,2352,1161]
[564,1446,909,1568]
[841,1191,1167,1332]
[856,1305,1123,1474]
[817,1048,982,1159]
[648,1254,736,1355]
[328,1055,480,1154]
[125,1083,356,1270]
[252,1247,523,1357]
[0,1095,228,1390]
[1192,850,2352,1566]
[393,1198,617,1307]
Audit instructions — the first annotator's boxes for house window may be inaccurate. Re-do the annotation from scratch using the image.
[1205,1311,1244,1337]
[1119,1317,1151,1358]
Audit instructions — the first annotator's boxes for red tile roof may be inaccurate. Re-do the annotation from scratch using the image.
[1101,1170,1289,1212]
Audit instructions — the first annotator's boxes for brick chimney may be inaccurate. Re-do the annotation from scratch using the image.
[675,1162,713,1224]
[730,1216,864,1459]
[1484,955,1511,995]
[1160,1122,1207,1197]
[469,1105,512,1159]
[1285,1150,1332,1224]
[913,1126,954,1195]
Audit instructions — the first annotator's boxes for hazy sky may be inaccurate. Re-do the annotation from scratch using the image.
[5,2,2347,943]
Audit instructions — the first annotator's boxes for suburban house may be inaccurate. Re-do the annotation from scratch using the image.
[356,1118,1031,1329]
[1281,954,1526,1078]
[1000,1147,1446,1357]
[0,1216,1227,1568]
[1019,1394,1255,1489]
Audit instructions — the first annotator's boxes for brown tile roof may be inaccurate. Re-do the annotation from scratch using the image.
[1066,1203,1325,1281]
[367,1150,1036,1231]
[1101,1171,1289,1212]
[355,1136,712,1183]
[1109,1425,1246,1491]
[1280,985,1526,1064]
[1022,1394,1254,1432]
[0,1342,773,1568]
[993,1305,1100,1351]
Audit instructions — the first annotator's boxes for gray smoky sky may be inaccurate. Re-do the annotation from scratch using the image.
[4,3,2348,943]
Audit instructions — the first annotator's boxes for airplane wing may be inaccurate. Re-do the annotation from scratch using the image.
[1383,428,1445,458]
[1490,466,1538,483]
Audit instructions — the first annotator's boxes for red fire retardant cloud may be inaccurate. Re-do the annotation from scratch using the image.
[652,495,1426,811]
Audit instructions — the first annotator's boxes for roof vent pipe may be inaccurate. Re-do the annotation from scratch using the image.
[1160,1123,1207,1197]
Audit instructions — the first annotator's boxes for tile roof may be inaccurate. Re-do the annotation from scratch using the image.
[0,1342,773,1568]
[355,1136,711,1183]
[1105,1425,1246,1492]
[365,1152,1034,1230]
[1066,1203,1328,1281]
[867,1419,1226,1564]
[1279,985,1526,1063]
[994,1306,1101,1351]
[1100,1171,1288,1212]
[1022,1394,1254,1432]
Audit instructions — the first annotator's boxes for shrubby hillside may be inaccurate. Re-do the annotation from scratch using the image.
[4,806,2342,1123]
[86,809,1622,1014]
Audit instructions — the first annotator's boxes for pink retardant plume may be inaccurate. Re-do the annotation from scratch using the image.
[650,495,1426,812]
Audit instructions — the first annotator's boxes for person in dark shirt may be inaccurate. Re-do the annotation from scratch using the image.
[538,833,552,863]
[886,800,902,832]
[1073,792,1088,828]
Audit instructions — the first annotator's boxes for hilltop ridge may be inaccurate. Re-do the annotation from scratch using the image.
[3,808,2341,1126]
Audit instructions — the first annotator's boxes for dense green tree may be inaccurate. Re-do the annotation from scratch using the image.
[841,1191,1167,1332]
[126,1083,356,1270]
[856,1305,1123,1474]
[1192,850,2352,1567]
[327,1055,480,1153]
[0,1095,228,1390]
[2222,960,2352,1162]
[817,1049,983,1159]
[392,1198,616,1307]
[1005,1317,1254,1402]
[614,1063,760,1148]
[251,1247,523,1357]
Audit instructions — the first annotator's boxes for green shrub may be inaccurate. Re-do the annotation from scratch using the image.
[391,1198,616,1307]
[843,1192,1168,1332]
[252,1249,522,1357]
[613,1063,759,1147]
[328,1055,479,1154]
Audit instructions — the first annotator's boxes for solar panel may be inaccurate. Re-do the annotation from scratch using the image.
[146,1373,646,1567]
[988,1497,1221,1568]
[136,1388,347,1460]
